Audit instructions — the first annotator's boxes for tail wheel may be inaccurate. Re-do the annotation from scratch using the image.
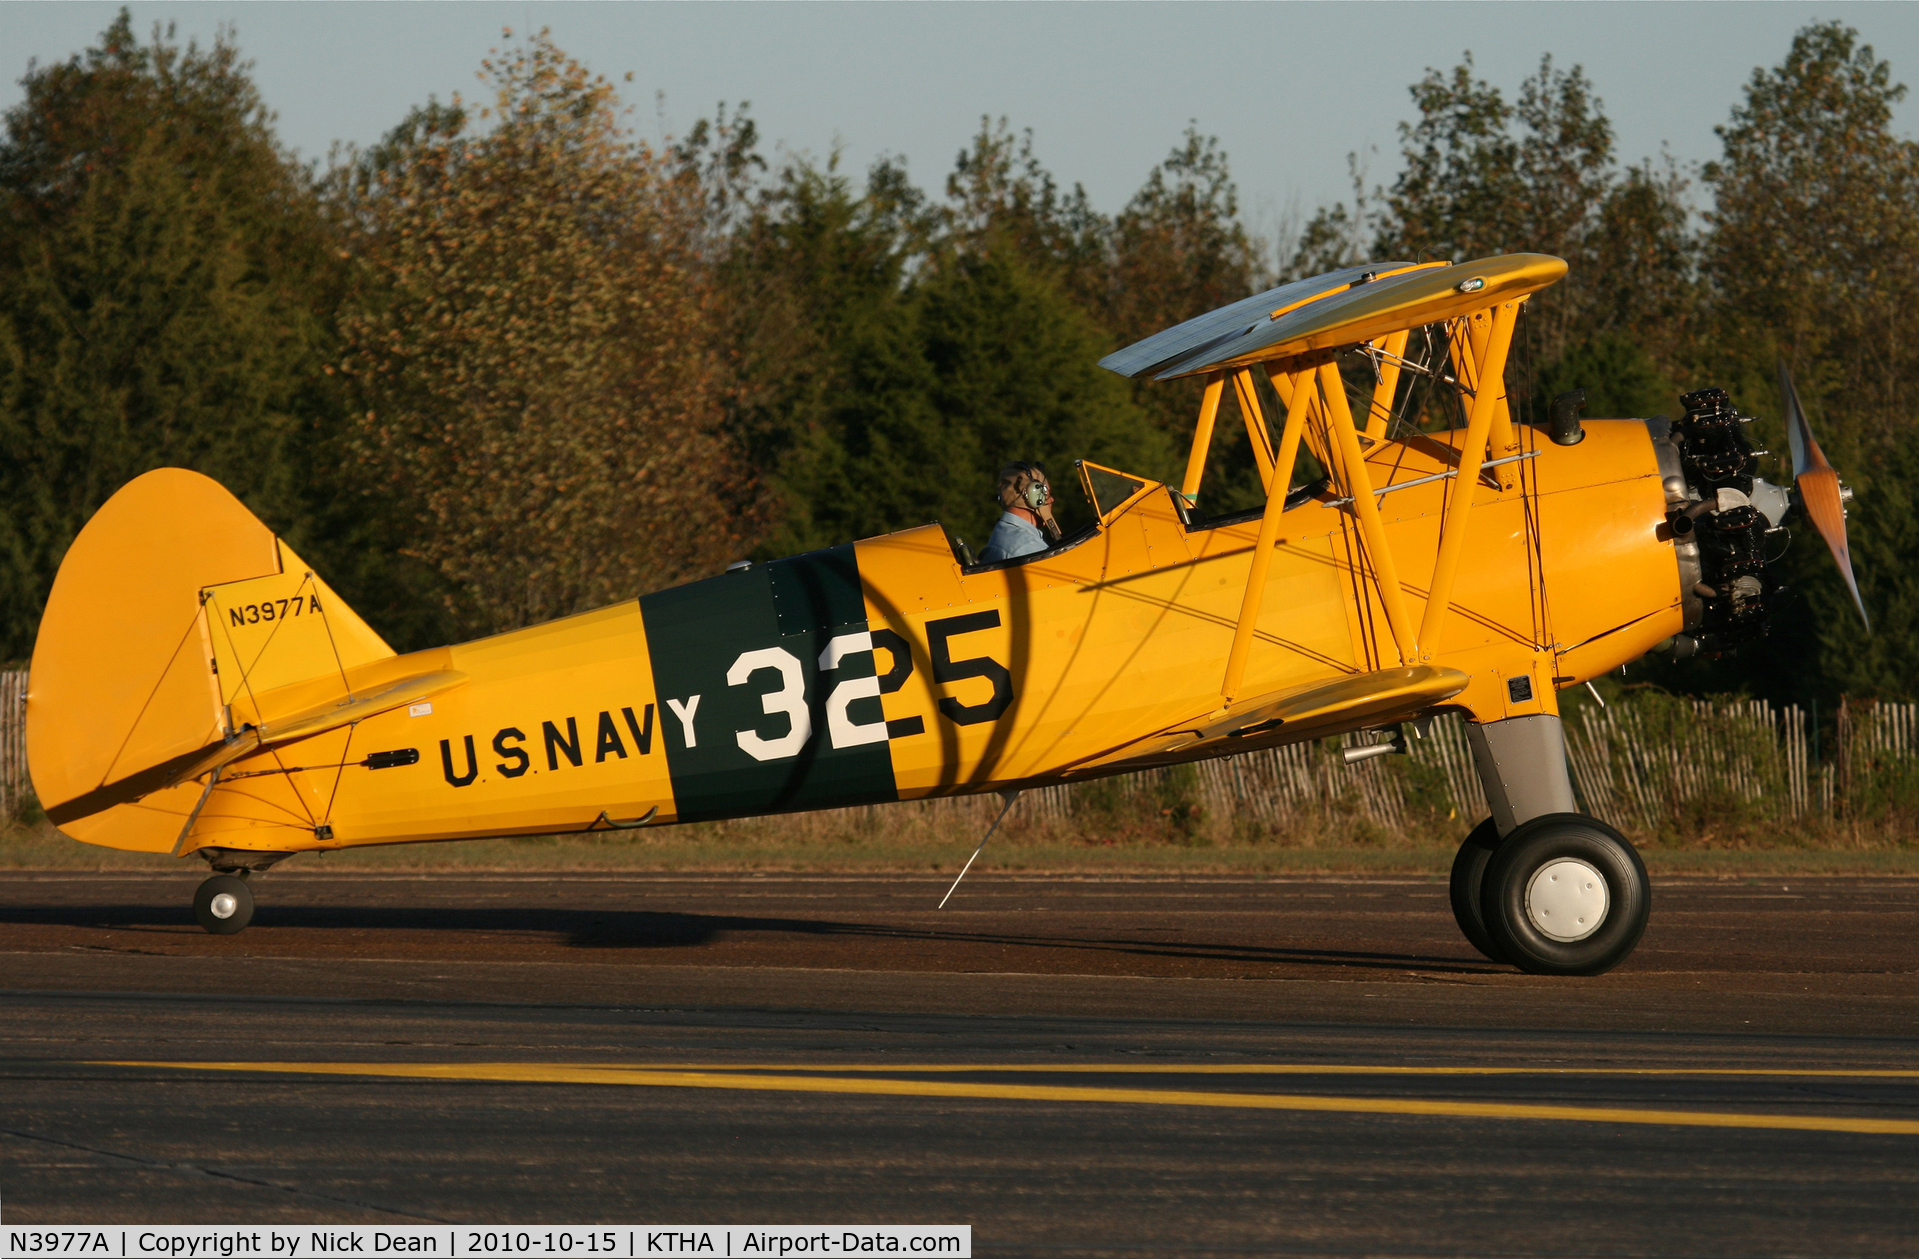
[194,874,255,935]
[1448,817,1507,963]
[1480,813,1650,976]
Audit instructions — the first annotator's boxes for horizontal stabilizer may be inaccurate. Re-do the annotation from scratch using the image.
[152,669,469,809]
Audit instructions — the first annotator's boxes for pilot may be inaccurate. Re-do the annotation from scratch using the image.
[977,461,1063,563]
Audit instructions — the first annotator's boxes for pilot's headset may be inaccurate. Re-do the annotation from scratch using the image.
[997,462,1062,538]
[996,461,1047,509]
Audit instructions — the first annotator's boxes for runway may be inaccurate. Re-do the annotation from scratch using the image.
[4,872,1919,1255]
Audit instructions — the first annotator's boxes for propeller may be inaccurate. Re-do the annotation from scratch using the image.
[1778,362,1869,630]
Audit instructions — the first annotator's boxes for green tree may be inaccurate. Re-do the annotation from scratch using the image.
[1696,22,1919,701]
[722,152,1169,552]
[941,117,1108,305]
[1284,156,1373,281]
[1372,52,1694,374]
[914,248,1171,546]
[1105,126,1267,457]
[942,123,1267,507]
[1581,158,1697,375]
[1106,126,1263,347]
[1812,426,1919,700]
[0,11,338,661]
[1701,20,1919,472]
[712,118,1201,555]
[710,153,935,556]
[1291,52,1695,425]
[1374,53,1534,264]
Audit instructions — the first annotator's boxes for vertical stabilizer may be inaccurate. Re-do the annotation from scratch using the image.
[26,469,393,849]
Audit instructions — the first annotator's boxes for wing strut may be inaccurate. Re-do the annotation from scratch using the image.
[1417,299,1521,654]
[1178,372,1226,507]
[1318,358,1418,666]
[1453,311,1521,490]
[1164,264,1545,713]
[1220,358,1321,707]
[1230,368,1277,493]
[1363,329,1411,441]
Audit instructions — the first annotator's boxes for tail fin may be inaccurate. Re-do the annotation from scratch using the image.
[27,469,398,850]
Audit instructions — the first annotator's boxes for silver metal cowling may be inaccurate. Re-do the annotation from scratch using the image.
[1650,425,1705,633]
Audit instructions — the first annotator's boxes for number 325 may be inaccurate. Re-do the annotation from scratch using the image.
[725,610,1013,762]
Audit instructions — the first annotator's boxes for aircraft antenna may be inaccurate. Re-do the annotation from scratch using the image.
[938,789,1021,909]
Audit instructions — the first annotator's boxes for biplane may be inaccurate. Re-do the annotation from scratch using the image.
[23,253,1864,974]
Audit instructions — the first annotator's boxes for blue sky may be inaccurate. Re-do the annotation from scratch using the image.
[5,2,1916,251]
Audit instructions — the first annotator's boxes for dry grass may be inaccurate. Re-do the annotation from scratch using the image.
[6,804,1919,878]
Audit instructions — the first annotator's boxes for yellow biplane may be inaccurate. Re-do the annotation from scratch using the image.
[23,253,1864,974]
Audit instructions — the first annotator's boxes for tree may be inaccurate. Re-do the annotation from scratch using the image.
[941,117,1107,303]
[1681,22,1919,703]
[0,11,338,661]
[334,31,755,636]
[914,248,1172,545]
[1284,156,1372,281]
[1581,158,1697,374]
[1701,20,1919,472]
[1373,53,1660,370]
[719,148,1170,553]
[1106,126,1264,347]
[710,114,1234,555]
[1374,53,1533,265]
[1812,426,1919,700]
[1267,52,1704,442]
[715,153,938,556]
[1104,126,1268,451]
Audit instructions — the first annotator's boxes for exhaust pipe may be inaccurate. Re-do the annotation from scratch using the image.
[1548,389,1587,446]
[1342,731,1407,765]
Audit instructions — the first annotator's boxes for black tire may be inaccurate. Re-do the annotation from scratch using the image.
[194,874,254,935]
[1480,813,1649,976]
[1448,817,1507,963]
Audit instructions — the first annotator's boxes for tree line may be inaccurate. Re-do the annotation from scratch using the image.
[1,12,1914,706]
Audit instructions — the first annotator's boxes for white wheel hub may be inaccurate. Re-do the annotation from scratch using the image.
[209,892,239,920]
[1525,858,1608,942]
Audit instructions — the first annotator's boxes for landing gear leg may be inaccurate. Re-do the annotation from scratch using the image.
[1459,714,1650,975]
[194,873,254,935]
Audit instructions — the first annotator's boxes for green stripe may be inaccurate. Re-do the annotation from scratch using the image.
[641,547,897,821]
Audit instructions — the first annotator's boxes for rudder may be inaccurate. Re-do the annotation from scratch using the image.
[26,469,395,850]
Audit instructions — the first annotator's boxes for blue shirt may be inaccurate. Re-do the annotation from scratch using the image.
[978,512,1048,563]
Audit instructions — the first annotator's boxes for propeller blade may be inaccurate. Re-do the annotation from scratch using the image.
[1778,362,1869,629]
[1779,361,1814,479]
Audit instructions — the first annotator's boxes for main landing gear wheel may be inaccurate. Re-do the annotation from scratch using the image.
[1448,817,1507,963]
[194,874,254,935]
[1480,813,1649,976]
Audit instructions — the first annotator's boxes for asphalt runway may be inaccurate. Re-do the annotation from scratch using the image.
[3,871,1919,1256]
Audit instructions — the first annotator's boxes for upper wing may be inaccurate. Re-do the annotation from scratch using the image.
[1097,263,1408,380]
[1102,255,1566,382]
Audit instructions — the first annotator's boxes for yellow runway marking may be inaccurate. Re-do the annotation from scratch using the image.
[99,1061,1919,1137]
[102,1060,1919,1078]
[206,1062,1918,1079]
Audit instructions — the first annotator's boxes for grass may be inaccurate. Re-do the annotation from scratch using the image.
[6,807,1919,877]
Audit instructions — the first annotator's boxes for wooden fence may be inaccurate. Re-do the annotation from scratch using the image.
[3,664,1914,837]
[1,671,25,820]
[816,698,1916,841]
